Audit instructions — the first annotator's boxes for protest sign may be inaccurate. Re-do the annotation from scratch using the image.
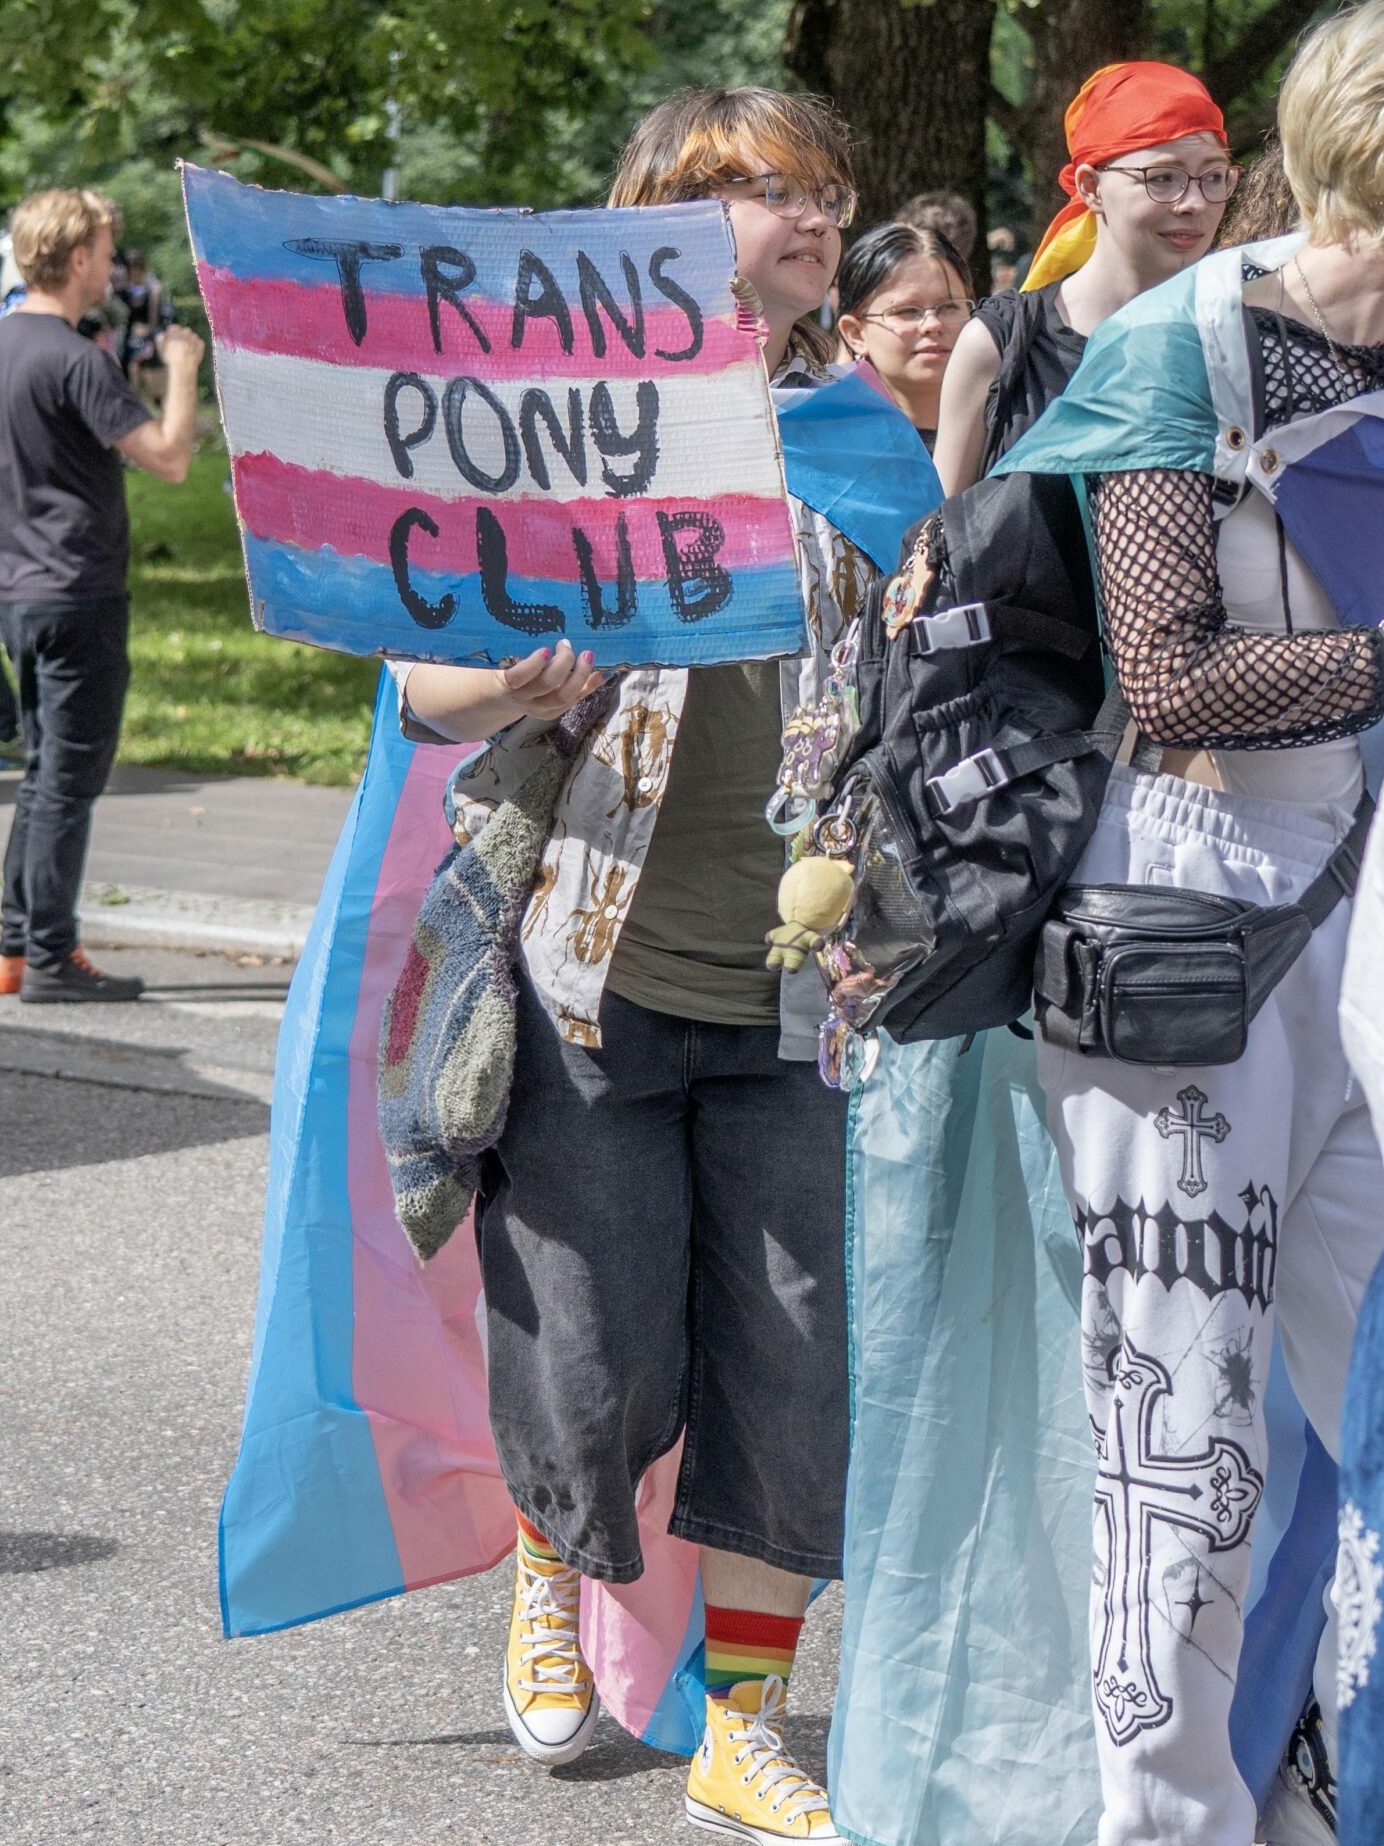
[183,165,807,668]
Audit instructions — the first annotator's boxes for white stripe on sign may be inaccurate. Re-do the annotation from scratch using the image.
[213,346,785,506]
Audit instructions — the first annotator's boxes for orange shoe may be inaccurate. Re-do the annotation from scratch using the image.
[0,954,24,996]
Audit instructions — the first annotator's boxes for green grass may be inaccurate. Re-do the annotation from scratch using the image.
[122,439,378,786]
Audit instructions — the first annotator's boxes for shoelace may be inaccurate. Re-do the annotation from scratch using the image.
[728,1676,830,1825]
[515,1555,588,1697]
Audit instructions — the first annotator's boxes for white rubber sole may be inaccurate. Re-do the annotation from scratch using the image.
[502,1674,600,1767]
[685,1795,841,1844]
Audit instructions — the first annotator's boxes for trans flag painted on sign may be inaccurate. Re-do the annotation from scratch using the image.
[184,165,808,670]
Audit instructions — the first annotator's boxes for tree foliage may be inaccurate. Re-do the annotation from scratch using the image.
[0,0,1335,318]
[996,0,1331,236]
[0,1,803,318]
[0,0,652,197]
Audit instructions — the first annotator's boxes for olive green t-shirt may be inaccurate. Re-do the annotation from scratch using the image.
[605,661,784,1025]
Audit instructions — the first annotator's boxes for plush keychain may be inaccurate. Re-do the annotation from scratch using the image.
[764,856,855,971]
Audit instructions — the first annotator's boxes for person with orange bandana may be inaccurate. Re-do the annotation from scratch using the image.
[933,61,1235,494]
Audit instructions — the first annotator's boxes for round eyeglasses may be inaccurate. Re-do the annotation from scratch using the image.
[857,301,975,332]
[723,172,858,229]
[1099,163,1243,205]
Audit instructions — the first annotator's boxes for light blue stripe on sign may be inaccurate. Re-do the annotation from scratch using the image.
[242,534,808,669]
[184,164,736,316]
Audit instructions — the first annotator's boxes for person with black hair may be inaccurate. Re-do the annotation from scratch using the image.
[835,222,972,451]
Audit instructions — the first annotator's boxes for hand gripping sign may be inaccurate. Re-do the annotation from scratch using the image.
[183,166,807,668]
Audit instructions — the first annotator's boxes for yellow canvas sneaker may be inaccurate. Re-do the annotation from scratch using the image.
[502,1540,599,1766]
[685,1675,842,1843]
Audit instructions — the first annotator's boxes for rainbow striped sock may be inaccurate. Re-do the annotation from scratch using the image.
[516,1511,563,1567]
[703,1605,804,1701]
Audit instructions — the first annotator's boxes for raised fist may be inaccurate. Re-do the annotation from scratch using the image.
[156,325,206,369]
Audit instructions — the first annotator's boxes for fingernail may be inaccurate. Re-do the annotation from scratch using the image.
[580,651,594,667]
[538,648,551,661]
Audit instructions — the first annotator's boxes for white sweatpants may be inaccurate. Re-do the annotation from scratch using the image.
[1342,799,1384,1147]
[1039,766,1384,1846]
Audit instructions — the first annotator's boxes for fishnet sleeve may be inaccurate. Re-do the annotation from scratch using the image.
[1088,469,1384,751]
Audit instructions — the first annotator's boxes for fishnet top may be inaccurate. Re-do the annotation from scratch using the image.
[1089,306,1384,751]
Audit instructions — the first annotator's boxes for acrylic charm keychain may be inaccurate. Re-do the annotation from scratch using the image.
[764,625,862,840]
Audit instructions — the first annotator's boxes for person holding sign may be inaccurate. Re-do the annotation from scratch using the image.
[398,86,868,1844]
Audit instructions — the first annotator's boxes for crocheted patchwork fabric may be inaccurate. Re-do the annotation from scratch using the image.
[379,746,568,1260]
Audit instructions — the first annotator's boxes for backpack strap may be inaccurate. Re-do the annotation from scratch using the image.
[905,599,1093,661]
[924,683,1152,816]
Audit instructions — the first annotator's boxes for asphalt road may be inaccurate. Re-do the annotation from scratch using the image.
[0,948,842,1846]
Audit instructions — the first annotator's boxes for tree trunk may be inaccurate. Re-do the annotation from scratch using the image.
[785,0,998,290]
[1024,0,1150,245]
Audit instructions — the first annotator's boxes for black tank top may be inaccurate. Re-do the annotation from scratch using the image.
[973,283,1087,474]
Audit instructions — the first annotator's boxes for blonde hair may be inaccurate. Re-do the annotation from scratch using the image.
[1279,1,1384,250]
[10,189,114,291]
[609,88,854,366]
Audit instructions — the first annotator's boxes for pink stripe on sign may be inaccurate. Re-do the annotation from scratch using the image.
[233,452,797,580]
[199,265,749,379]
[345,744,514,1592]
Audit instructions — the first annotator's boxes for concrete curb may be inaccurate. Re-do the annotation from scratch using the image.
[78,882,315,960]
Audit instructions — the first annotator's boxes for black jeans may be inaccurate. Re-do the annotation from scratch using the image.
[0,598,131,966]
[478,968,850,1583]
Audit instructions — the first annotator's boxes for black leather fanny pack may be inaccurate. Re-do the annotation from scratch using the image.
[1034,793,1374,1065]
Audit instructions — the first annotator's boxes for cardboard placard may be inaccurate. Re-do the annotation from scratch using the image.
[184,166,806,669]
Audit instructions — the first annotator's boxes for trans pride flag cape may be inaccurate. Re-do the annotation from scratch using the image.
[218,365,939,1756]
[830,235,1382,1846]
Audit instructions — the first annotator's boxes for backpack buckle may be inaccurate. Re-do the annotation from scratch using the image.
[916,602,991,654]
[926,747,1008,814]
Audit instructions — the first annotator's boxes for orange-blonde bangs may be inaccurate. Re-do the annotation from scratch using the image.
[609,88,854,209]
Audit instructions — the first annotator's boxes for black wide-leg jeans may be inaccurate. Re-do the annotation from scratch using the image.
[0,598,131,967]
[478,967,850,1584]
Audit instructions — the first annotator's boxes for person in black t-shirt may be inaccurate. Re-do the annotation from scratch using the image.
[0,188,203,1003]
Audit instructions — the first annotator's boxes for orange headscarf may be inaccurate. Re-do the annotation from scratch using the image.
[1023,61,1227,291]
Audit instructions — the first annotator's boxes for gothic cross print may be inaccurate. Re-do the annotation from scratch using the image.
[1092,1340,1262,1748]
[1155,1084,1231,1199]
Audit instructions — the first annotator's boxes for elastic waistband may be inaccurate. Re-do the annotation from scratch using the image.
[1099,762,1356,877]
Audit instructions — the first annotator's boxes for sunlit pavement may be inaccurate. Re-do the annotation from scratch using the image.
[0,946,840,1846]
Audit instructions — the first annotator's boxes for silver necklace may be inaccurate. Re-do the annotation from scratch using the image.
[1293,256,1354,382]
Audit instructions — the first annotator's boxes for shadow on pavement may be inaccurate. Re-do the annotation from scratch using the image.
[551,1713,828,1785]
[341,1712,830,1786]
[0,1530,120,1573]
[0,764,224,808]
[0,1067,267,1179]
[344,1728,517,1750]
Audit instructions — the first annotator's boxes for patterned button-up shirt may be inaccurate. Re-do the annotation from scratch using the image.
[397,355,876,1058]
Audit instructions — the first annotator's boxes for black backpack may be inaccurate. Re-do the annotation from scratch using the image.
[805,468,1135,1047]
